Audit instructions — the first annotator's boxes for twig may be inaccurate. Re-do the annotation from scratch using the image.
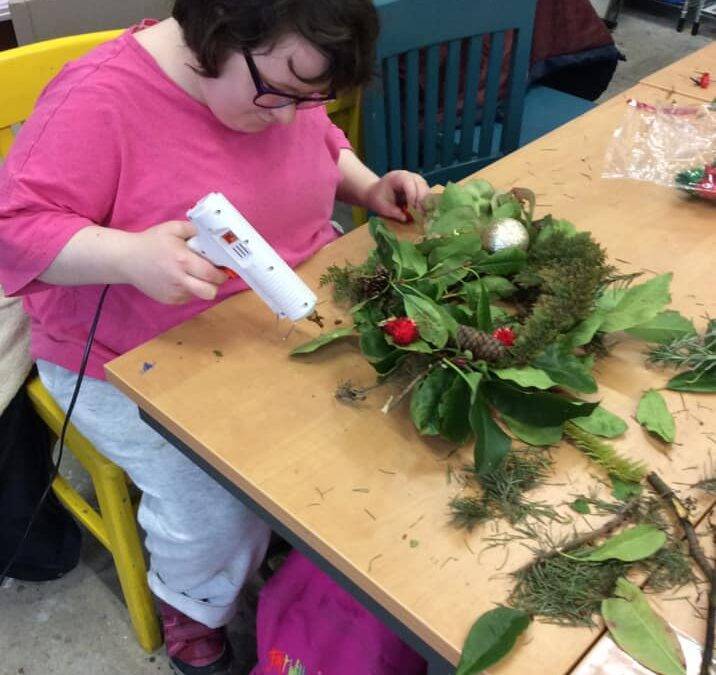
[514,499,641,576]
[647,472,715,675]
[381,365,433,414]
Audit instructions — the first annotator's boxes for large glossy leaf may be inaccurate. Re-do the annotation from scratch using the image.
[410,368,456,436]
[571,406,628,438]
[599,274,672,333]
[456,607,531,675]
[480,275,517,299]
[403,294,450,348]
[502,415,563,446]
[602,578,686,675]
[470,387,511,474]
[484,380,598,428]
[428,206,477,235]
[473,247,527,275]
[625,310,696,344]
[358,326,394,363]
[493,367,556,390]
[395,240,428,278]
[667,366,716,393]
[438,375,473,444]
[476,281,493,332]
[636,390,676,443]
[566,312,605,347]
[440,181,474,211]
[532,343,597,393]
[290,327,355,355]
[427,232,483,267]
[578,525,666,562]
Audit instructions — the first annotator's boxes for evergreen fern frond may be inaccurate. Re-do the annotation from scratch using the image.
[564,421,646,483]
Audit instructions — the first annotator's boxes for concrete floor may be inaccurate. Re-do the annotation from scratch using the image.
[1,4,714,674]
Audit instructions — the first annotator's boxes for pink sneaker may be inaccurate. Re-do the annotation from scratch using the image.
[158,600,233,674]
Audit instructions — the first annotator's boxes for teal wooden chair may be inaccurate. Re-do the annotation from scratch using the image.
[363,0,593,185]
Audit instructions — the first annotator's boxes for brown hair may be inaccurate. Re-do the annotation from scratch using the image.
[172,0,379,92]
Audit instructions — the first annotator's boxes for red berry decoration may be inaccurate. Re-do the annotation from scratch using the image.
[382,317,420,346]
[400,204,414,224]
[492,326,516,347]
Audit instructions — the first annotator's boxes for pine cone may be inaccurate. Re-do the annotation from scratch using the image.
[359,265,390,298]
[456,325,505,363]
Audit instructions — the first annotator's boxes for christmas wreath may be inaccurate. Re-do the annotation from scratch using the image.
[292,179,689,480]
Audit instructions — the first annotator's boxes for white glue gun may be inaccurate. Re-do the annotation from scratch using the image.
[186,193,317,322]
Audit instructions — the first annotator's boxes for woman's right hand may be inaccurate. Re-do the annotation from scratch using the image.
[122,220,228,304]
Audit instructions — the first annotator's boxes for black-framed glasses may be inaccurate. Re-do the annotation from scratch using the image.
[242,48,335,110]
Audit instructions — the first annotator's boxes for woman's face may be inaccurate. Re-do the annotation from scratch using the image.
[197,33,332,133]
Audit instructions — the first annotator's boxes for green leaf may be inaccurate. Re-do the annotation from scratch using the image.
[359,326,394,363]
[494,367,556,390]
[602,578,686,675]
[599,273,673,333]
[470,387,511,475]
[535,218,576,244]
[502,415,563,446]
[484,379,599,428]
[636,390,676,443]
[492,201,522,219]
[438,375,473,444]
[403,294,450,348]
[566,312,605,347]
[290,327,355,355]
[473,247,527,275]
[481,275,517,299]
[625,310,696,344]
[440,181,474,211]
[532,343,598,393]
[464,179,495,200]
[427,232,483,267]
[578,525,666,562]
[410,368,455,436]
[456,607,530,675]
[369,218,401,272]
[386,338,435,354]
[395,239,428,278]
[611,476,643,501]
[571,406,628,438]
[570,498,591,514]
[666,366,716,393]
[373,351,406,376]
[428,206,477,235]
[476,281,493,332]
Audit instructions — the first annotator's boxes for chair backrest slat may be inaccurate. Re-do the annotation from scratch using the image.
[477,31,506,158]
[422,45,441,171]
[383,56,403,169]
[439,39,462,167]
[403,49,420,172]
[364,0,537,185]
[457,35,483,161]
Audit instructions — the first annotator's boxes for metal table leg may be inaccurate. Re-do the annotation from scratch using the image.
[604,0,625,28]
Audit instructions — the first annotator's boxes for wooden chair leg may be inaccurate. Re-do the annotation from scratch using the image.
[93,466,162,653]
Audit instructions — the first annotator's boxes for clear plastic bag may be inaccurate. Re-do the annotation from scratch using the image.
[603,99,716,202]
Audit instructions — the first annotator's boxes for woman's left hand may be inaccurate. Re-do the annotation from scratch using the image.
[363,170,431,223]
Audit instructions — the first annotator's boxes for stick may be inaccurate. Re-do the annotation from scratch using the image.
[381,365,432,414]
[514,498,641,576]
[647,471,715,675]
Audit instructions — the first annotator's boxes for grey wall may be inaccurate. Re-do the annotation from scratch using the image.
[10,0,172,45]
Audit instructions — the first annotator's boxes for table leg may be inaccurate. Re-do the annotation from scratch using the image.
[139,409,457,674]
[691,0,706,33]
[677,0,692,31]
[603,0,624,29]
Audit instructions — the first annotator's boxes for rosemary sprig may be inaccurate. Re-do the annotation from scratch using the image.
[648,319,716,372]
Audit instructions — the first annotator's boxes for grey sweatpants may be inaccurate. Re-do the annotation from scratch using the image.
[37,359,271,628]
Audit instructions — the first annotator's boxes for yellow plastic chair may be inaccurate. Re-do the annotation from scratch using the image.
[0,30,161,653]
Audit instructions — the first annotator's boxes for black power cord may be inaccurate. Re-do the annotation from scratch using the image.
[0,284,110,586]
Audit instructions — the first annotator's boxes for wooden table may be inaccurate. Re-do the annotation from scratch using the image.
[640,42,716,102]
[106,82,716,674]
